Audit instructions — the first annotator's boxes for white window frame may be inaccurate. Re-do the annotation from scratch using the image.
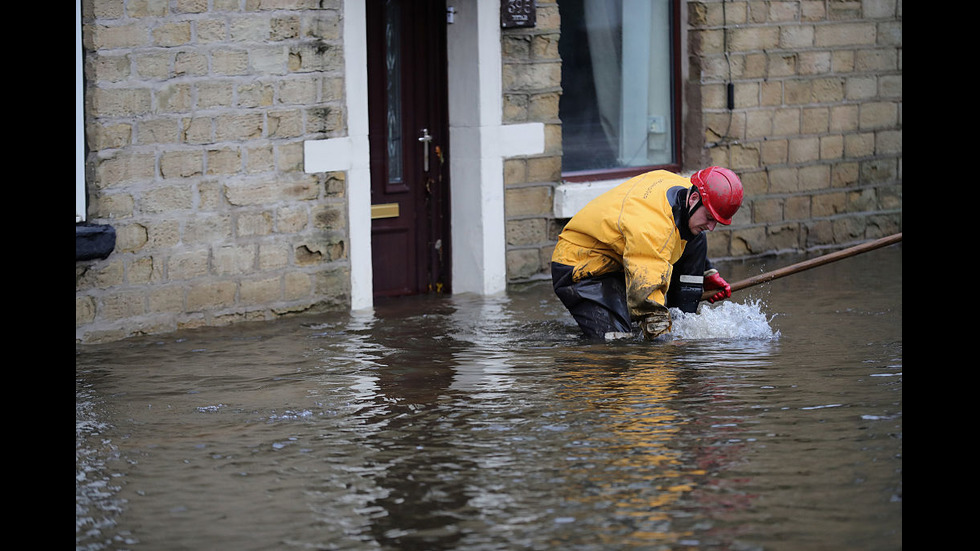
[76,0,86,223]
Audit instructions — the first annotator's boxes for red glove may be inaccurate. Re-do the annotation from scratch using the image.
[703,269,731,303]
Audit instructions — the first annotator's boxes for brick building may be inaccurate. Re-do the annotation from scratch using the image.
[76,0,902,343]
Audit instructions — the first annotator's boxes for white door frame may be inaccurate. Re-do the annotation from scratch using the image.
[305,0,544,310]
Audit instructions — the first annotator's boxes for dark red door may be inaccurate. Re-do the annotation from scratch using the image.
[367,0,451,297]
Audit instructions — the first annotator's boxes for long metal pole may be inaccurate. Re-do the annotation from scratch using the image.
[701,232,902,301]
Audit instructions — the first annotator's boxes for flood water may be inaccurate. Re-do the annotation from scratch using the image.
[77,243,902,551]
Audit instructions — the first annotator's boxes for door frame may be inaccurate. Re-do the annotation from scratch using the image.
[304,0,545,311]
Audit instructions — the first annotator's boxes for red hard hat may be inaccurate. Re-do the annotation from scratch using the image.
[690,166,743,225]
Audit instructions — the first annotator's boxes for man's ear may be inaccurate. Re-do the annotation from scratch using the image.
[687,190,701,208]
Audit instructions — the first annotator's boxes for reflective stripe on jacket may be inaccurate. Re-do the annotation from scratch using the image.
[552,170,692,319]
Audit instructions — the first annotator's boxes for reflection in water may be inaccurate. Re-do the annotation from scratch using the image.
[77,245,902,551]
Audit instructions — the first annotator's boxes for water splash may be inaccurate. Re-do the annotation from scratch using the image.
[668,299,779,341]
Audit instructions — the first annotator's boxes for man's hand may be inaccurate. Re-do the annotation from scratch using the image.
[704,269,732,303]
[640,309,671,341]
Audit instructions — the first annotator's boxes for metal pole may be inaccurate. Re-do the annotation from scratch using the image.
[701,232,902,301]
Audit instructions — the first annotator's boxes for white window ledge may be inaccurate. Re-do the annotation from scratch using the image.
[553,178,627,219]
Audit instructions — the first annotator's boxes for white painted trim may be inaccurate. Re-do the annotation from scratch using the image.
[343,1,372,311]
[76,0,85,223]
[498,122,545,158]
[552,179,626,219]
[303,138,352,173]
[447,1,547,296]
[307,0,548,305]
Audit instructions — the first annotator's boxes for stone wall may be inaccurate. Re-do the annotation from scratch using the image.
[687,0,902,260]
[76,0,350,343]
[505,0,903,279]
[501,1,564,281]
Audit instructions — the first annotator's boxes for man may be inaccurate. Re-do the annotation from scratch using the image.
[551,166,743,341]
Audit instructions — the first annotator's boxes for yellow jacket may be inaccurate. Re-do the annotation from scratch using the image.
[552,170,692,319]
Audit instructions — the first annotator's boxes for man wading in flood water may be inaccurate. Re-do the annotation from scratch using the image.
[551,166,744,341]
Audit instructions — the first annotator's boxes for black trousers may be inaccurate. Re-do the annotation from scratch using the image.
[552,234,708,339]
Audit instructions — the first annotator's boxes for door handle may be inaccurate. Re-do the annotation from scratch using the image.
[418,128,432,172]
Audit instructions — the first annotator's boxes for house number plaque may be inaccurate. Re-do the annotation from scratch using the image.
[501,0,536,28]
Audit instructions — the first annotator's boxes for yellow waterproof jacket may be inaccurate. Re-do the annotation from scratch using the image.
[552,170,692,320]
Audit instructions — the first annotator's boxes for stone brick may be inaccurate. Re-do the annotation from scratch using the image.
[183,215,234,245]
[238,81,276,108]
[527,156,561,182]
[812,191,847,217]
[76,296,96,325]
[89,87,152,117]
[207,147,243,175]
[779,25,814,49]
[506,218,547,246]
[506,248,541,280]
[138,118,181,145]
[212,48,250,75]
[216,113,265,141]
[237,211,274,236]
[814,23,876,47]
[843,132,875,158]
[259,243,290,271]
[182,117,214,144]
[859,101,899,130]
[799,164,830,191]
[730,26,780,51]
[91,193,135,219]
[160,150,204,179]
[767,223,803,251]
[854,48,899,72]
[754,197,784,224]
[157,83,193,113]
[252,45,291,75]
[773,108,801,136]
[268,109,304,138]
[146,220,180,249]
[241,276,281,305]
[88,53,131,82]
[169,249,211,280]
[186,281,237,311]
[213,245,256,275]
[505,186,552,217]
[148,285,185,313]
[143,184,195,213]
[175,0,209,15]
[246,145,276,173]
[284,271,313,300]
[127,256,155,285]
[761,139,788,165]
[197,81,236,109]
[801,107,829,134]
[785,195,811,220]
[77,260,125,289]
[88,23,150,50]
[820,134,844,159]
[788,136,820,164]
[89,123,133,150]
[101,290,146,320]
[115,223,149,253]
[96,151,156,187]
[313,203,346,230]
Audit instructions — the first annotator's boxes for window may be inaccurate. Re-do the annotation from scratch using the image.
[559,0,679,178]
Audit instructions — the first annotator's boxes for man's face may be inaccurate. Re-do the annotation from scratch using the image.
[687,192,718,235]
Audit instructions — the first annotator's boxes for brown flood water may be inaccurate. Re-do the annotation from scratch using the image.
[77,243,901,551]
